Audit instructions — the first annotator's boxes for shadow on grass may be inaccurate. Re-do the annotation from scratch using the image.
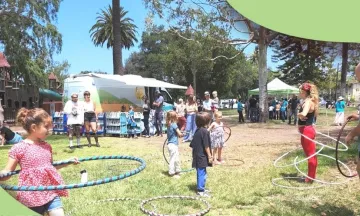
[279,172,303,183]
[187,184,197,192]
[263,200,356,216]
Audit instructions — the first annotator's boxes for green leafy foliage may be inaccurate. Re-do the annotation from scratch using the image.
[125,25,256,99]
[89,5,138,49]
[0,0,63,86]
[271,35,331,85]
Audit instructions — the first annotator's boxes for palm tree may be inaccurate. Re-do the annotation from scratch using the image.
[90,3,138,75]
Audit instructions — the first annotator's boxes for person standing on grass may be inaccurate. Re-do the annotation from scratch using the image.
[268,104,274,120]
[288,95,300,125]
[153,90,164,137]
[297,82,319,183]
[142,97,151,138]
[176,98,186,131]
[202,91,213,121]
[83,91,100,147]
[280,98,288,123]
[184,94,198,142]
[208,111,225,165]
[127,105,137,139]
[0,108,80,216]
[275,102,281,120]
[237,99,244,123]
[212,91,219,111]
[166,111,183,179]
[64,93,84,149]
[0,126,23,146]
[190,112,213,197]
[334,96,346,126]
[345,63,360,177]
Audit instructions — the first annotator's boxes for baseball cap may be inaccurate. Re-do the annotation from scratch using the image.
[204,91,210,95]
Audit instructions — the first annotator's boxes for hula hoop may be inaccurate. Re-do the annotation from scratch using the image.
[0,155,146,191]
[140,195,211,216]
[208,125,231,143]
[335,119,358,178]
[162,138,194,173]
[272,125,354,189]
[294,153,352,185]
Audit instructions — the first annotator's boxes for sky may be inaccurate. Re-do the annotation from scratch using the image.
[54,0,279,75]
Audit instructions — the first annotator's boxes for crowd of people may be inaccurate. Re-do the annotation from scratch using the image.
[4,61,360,215]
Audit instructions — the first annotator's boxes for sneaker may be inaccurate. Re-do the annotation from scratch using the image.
[197,191,211,197]
[88,143,91,147]
[204,189,211,193]
[96,143,100,147]
[77,145,82,148]
[145,135,150,138]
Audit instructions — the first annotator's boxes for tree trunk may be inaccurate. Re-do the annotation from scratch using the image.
[258,26,268,123]
[192,69,197,97]
[340,43,348,98]
[112,0,123,75]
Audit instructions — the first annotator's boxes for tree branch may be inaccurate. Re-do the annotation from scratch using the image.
[267,32,279,43]
[203,41,251,61]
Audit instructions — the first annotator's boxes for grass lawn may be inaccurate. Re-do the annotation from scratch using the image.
[1,106,360,215]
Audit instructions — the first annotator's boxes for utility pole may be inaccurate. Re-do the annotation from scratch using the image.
[335,63,340,101]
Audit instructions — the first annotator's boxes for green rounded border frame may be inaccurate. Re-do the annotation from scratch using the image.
[227,0,360,43]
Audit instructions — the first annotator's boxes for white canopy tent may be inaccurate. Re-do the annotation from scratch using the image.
[72,73,187,89]
[248,78,299,95]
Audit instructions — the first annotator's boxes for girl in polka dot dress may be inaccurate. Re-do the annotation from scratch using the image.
[208,111,226,165]
[0,108,79,216]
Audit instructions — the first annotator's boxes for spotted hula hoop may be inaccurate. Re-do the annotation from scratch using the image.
[140,195,211,216]
[0,155,146,191]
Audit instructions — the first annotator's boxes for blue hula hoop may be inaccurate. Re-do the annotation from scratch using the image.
[0,155,146,191]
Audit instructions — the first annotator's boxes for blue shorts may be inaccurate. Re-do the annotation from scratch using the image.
[8,133,23,144]
[29,196,63,215]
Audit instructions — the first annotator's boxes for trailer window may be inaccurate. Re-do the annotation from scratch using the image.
[160,90,172,104]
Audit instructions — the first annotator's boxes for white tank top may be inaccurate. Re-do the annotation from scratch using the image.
[83,101,95,113]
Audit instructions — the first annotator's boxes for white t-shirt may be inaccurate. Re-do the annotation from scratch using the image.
[203,99,213,111]
[269,106,274,112]
[64,100,84,125]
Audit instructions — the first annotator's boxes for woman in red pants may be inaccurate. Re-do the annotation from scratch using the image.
[297,82,319,183]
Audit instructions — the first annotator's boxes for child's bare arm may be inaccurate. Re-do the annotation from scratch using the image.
[0,157,18,181]
[346,123,360,145]
[207,123,215,132]
[53,156,80,170]
[176,128,183,137]
[205,147,212,162]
